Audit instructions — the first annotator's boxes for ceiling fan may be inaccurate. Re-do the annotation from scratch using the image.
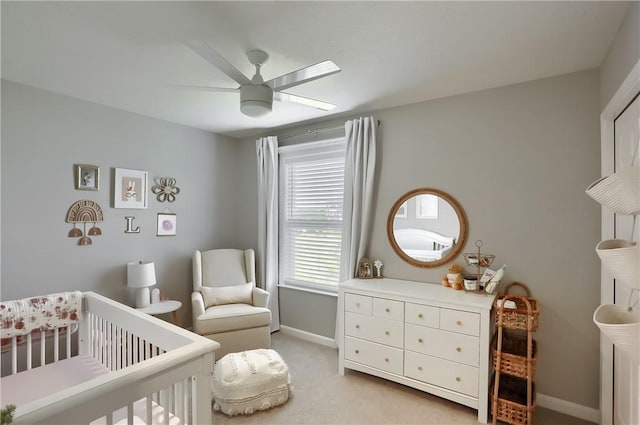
[184,40,341,118]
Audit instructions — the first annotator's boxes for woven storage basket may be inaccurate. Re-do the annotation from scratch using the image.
[593,304,640,361]
[596,239,640,290]
[491,375,536,425]
[492,332,537,379]
[494,282,539,331]
[585,165,640,215]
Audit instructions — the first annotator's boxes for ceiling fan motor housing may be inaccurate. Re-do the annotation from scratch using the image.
[240,84,273,117]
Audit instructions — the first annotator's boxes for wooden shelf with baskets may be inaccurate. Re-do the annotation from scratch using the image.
[491,282,539,425]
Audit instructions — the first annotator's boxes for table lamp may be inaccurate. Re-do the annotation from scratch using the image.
[127,260,156,308]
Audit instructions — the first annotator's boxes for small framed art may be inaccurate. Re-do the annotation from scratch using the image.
[114,168,148,209]
[395,201,407,218]
[157,212,177,236]
[357,257,374,279]
[75,164,99,191]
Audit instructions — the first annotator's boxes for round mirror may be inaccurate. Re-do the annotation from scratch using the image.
[387,188,467,268]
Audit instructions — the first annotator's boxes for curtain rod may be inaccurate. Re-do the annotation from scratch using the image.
[278,119,380,141]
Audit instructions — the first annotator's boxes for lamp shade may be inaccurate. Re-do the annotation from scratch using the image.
[127,260,156,288]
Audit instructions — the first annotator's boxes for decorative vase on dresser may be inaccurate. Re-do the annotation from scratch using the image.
[338,278,496,423]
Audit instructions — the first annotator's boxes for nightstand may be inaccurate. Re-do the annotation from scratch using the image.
[137,300,182,325]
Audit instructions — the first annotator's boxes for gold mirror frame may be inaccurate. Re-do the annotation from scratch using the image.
[386,188,468,268]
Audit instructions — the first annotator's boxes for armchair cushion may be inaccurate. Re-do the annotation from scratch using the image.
[201,284,253,308]
[194,304,271,334]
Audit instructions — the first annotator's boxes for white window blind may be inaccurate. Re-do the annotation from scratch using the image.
[279,140,345,290]
[416,194,439,219]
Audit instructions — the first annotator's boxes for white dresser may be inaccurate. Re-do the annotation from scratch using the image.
[338,278,496,423]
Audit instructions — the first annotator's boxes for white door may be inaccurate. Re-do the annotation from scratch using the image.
[612,93,640,425]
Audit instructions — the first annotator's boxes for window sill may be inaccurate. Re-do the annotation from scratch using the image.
[277,284,338,298]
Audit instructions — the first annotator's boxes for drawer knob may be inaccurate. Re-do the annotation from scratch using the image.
[418,338,423,343]
[355,350,359,354]
[456,377,461,382]
[456,347,462,352]
[418,366,423,371]
[384,358,389,362]
[456,320,462,326]
[355,325,360,329]
[385,308,390,313]
[356,303,360,307]
[418,313,423,319]
[385,331,390,336]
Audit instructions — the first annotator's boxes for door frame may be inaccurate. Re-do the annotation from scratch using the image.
[599,58,640,425]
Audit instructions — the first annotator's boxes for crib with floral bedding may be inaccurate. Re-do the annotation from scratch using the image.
[0,291,219,425]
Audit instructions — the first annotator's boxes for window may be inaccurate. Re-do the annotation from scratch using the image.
[415,194,438,219]
[279,139,346,291]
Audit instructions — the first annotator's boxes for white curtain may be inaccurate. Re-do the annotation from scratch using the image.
[340,116,378,281]
[256,136,280,331]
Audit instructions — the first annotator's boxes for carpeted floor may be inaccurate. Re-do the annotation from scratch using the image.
[211,331,595,425]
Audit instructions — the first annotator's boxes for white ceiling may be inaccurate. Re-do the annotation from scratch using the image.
[1,1,630,138]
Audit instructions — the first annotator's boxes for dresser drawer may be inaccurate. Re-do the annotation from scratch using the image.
[404,351,479,397]
[345,293,372,315]
[373,298,404,321]
[345,312,404,348]
[405,324,479,367]
[440,308,480,337]
[405,303,440,328]
[345,336,404,375]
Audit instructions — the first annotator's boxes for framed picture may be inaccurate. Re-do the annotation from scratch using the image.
[114,168,148,209]
[75,164,99,191]
[395,201,407,218]
[357,257,374,279]
[157,212,177,236]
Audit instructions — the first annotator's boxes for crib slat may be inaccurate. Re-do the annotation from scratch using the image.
[54,328,59,362]
[66,326,71,359]
[41,331,47,367]
[146,395,153,425]
[127,402,133,425]
[11,337,17,374]
[161,388,169,425]
[26,334,32,370]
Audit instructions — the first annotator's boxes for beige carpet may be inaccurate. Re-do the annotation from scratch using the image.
[211,331,595,425]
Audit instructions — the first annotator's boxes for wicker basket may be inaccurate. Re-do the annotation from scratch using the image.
[494,282,539,331]
[491,375,536,425]
[492,331,537,379]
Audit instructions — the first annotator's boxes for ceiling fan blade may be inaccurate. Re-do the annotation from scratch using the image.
[275,92,336,111]
[184,40,251,86]
[266,60,341,91]
[171,84,239,93]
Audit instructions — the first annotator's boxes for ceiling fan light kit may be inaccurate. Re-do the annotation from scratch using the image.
[240,84,273,117]
[184,41,340,118]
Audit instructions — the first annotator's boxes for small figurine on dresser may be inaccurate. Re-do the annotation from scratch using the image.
[442,263,464,290]
[373,259,383,278]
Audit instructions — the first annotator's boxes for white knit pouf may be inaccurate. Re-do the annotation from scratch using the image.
[212,348,290,416]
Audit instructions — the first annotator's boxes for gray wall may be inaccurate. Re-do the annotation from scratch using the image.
[238,69,602,409]
[1,80,243,327]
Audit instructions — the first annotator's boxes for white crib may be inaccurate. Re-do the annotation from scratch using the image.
[1,291,219,425]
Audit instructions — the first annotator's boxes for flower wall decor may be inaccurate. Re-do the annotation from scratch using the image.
[152,177,180,203]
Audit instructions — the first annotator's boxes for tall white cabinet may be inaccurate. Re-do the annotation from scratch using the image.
[338,278,496,423]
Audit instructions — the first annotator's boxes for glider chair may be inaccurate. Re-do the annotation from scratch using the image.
[192,248,271,359]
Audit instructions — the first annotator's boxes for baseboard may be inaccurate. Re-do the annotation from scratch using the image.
[278,325,338,349]
[537,393,599,423]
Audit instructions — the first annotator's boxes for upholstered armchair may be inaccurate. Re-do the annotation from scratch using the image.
[192,248,271,359]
